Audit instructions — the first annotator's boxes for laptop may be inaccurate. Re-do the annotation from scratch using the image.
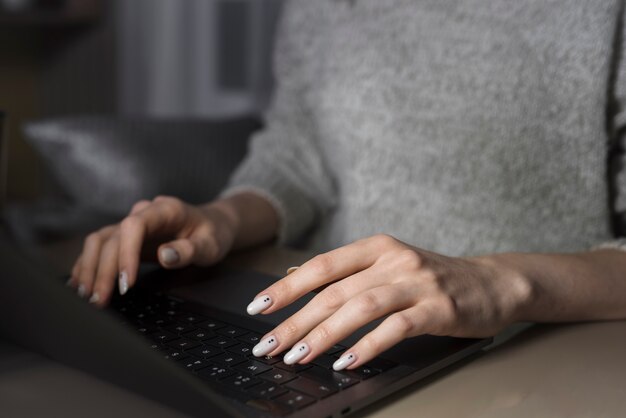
[0,112,492,417]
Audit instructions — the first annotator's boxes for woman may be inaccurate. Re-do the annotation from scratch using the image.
[69,0,626,372]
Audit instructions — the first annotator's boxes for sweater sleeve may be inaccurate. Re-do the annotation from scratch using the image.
[220,1,336,245]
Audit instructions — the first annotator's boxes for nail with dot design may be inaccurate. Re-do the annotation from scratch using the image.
[77,284,87,298]
[119,271,129,296]
[247,294,273,315]
[252,335,279,357]
[283,342,310,365]
[333,352,357,371]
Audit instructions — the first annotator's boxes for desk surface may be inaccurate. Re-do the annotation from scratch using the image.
[2,240,626,418]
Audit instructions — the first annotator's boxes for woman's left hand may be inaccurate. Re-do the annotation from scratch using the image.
[246,234,533,371]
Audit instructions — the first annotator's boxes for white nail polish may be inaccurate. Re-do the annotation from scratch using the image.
[286,266,299,275]
[160,247,179,265]
[252,335,279,357]
[333,352,357,371]
[246,294,272,315]
[89,293,100,304]
[119,271,129,295]
[284,342,310,365]
[77,284,87,298]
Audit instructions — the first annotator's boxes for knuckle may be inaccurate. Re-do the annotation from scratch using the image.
[373,233,398,248]
[436,295,459,322]
[120,215,142,232]
[396,249,422,271]
[352,291,382,315]
[312,324,332,344]
[388,312,415,337]
[318,284,346,311]
[361,334,381,354]
[277,320,299,339]
[84,232,102,248]
[130,199,150,213]
[308,253,334,276]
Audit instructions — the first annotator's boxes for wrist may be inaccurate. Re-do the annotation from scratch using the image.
[469,253,537,323]
[201,198,242,244]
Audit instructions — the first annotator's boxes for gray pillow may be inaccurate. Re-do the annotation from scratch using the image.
[11,115,260,241]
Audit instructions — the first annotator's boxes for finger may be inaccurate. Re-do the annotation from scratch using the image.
[90,235,120,307]
[253,265,393,357]
[129,199,151,215]
[76,226,115,298]
[68,256,82,288]
[281,284,416,365]
[118,198,187,294]
[247,238,382,315]
[333,305,432,371]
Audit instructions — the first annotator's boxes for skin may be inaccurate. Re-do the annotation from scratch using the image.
[70,192,626,370]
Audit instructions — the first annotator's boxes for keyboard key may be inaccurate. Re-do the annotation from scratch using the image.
[166,324,197,334]
[259,369,297,385]
[151,331,179,343]
[246,381,288,399]
[216,326,249,338]
[221,373,262,390]
[198,364,235,380]
[207,336,239,349]
[274,362,312,373]
[311,354,337,369]
[176,314,207,324]
[364,357,397,372]
[183,330,214,341]
[237,332,262,345]
[300,366,359,390]
[201,319,227,331]
[164,349,189,361]
[211,353,247,368]
[274,391,315,410]
[227,343,254,356]
[181,358,211,371]
[235,360,273,376]
[136,325,158,335]
[324,344,346,356]
[343,365,379,380]
[255,355,282,365]
[147,317,175,327]
[167,338,201,351]
[286,377,338,399]
[187,345,220,359]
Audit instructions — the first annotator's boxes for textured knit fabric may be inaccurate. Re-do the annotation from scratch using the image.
[224,0,626,256]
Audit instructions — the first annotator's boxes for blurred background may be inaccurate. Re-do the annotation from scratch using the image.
[0,0,283,244]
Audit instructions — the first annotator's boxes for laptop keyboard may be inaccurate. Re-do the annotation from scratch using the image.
[111,293,397,415]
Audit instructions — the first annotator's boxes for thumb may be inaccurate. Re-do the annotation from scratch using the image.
[157,239,195,269]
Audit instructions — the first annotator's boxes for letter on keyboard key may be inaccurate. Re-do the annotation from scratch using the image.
[221,373,262,390]
[211,353,247,367]
[274,391,316,410]
[198,364,235,380]
[187,346,219,359]
[234,360,273,375]
[167,338,201,351]
[259,369,297,385]
[246,382,288,399]
[300,366,359,389]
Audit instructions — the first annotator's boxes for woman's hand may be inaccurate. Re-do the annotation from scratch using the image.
[69,196,240,307]
[246,234,533,371]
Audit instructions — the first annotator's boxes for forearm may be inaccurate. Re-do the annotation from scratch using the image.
[481,250,626,323]
[204,192,280,250]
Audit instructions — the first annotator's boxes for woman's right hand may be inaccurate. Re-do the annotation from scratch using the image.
[68,195,240,307]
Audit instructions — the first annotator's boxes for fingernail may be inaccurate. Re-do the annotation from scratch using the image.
[89,292,100,304]
[284,342,310,365]
[160,247,180,265]
[77,284,87,298]
[252,335,279,357]
[333,352,357,371]
[286,266,299,275]
[246,294,272,315]
[119,271,129,295]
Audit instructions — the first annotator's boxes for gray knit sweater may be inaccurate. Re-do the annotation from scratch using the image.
[224,0,626,256]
